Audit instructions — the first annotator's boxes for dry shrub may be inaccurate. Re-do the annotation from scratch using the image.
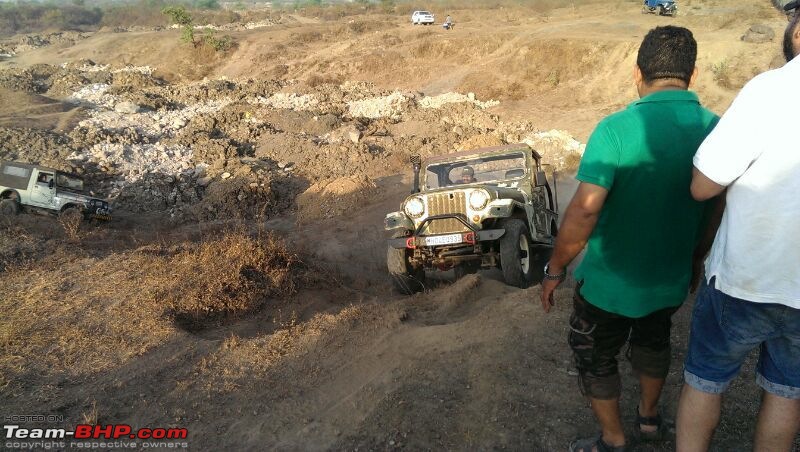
[291,30,324,44]
[150,231,301,326]
[305,73,344,87]
[58,208,83,242]
[710,58,734,89]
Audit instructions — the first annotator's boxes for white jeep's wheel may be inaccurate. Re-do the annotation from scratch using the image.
[0,198,20,216]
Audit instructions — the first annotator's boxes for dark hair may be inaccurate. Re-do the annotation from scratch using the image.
[636,26,697,85]
[783,13,800,62]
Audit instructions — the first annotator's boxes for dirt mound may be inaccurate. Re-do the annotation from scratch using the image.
[0,31,90,56]
[296,175,380,222]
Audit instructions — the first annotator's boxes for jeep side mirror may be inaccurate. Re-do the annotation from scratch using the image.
[48,179,54,189]
[534,170,548,187]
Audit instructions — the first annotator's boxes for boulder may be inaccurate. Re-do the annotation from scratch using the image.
[741,24,775,43]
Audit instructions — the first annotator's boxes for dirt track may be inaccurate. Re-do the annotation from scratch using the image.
[0,0,797,450]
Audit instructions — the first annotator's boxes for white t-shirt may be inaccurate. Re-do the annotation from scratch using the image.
[693,56,800,309]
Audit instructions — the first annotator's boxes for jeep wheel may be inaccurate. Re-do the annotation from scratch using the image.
[499,219,533,288]
[0,199,20,216]
[387,233,426,295]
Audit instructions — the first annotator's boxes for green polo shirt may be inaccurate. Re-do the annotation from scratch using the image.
[574,90,719,318]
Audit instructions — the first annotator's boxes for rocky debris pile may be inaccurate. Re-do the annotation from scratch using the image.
[1,62,585,221]
[0,31,90,56]
[741,24,775,43]
[186,18,279,31]
[521,129,586,171]
[0,127,76,170]
[418,92,500,110]
[347,92,411,120]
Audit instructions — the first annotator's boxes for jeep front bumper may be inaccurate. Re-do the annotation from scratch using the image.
[388,214,505,249]
[90,208,112,221]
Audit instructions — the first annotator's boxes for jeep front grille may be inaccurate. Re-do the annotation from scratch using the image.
[423,192,469,235]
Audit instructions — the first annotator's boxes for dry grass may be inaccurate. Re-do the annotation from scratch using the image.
[0,229,305,393]
[149,231,301,327]
[58,209,83,242]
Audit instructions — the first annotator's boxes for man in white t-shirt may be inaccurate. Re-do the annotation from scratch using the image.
[676,5,800,451]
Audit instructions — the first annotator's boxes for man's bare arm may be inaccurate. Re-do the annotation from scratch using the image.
[540,182,608,312]
[546,182,609,274]
[690,167,727,201]
[689,193,726,292]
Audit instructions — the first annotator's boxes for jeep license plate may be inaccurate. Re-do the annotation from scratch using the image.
[424,233,463,246]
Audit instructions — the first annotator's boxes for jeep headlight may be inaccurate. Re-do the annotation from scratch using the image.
[469,190,489,210]
[404,197,425,218]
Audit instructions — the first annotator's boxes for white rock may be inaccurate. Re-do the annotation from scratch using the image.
[221,172,231,179]
[114,101,140,114]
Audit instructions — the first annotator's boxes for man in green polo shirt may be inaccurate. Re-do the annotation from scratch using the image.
[539,26,719,452]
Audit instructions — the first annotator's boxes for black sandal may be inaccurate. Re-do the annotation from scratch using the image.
[569,433,626,452]
[634,408,669,442]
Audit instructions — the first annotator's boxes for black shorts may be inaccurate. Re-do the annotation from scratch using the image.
[568,281,678,399]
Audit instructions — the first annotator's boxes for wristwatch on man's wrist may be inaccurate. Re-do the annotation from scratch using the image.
[543,262,567,281]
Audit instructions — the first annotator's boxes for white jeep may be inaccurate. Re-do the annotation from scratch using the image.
[0,161,112,220]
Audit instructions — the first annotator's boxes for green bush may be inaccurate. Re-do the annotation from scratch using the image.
[202,30,234,51]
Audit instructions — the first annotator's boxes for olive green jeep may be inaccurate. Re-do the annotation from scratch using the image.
[385,144,559,294]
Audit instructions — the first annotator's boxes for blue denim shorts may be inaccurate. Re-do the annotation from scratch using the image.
[683,278,800,399]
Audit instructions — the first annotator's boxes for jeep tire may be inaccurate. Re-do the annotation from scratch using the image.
[387,232,426,295]
[0,199,19,216]
[499,219,533,288]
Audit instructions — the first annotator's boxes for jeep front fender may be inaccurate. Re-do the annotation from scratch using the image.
[483,199,519,219]
[384,211,414,231]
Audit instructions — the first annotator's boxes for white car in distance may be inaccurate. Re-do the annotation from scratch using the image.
[411,11,435,25]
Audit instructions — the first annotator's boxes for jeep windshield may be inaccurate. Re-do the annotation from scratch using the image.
[56,173,85,192]
[424,152,527,189]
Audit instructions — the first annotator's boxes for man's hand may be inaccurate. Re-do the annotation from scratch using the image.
[541,277,563,313]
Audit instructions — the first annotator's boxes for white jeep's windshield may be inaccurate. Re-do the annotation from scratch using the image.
[424,152,527,189]
[56,173,85,192]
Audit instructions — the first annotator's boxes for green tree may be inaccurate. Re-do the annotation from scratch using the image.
[162,6,195,46]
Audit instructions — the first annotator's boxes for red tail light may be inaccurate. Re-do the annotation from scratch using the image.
[406,237,416,249]
[464,232,476,244]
